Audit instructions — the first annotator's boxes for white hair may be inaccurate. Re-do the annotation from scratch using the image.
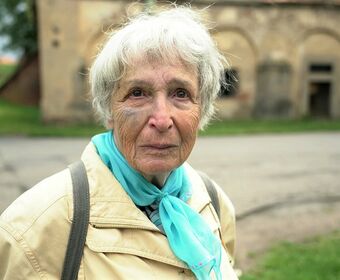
[90,6,227,129]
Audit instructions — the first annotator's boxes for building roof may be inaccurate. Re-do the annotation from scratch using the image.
[192,0,340,6]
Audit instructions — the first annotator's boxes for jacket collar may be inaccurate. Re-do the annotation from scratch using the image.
[69,142,214,269]
[76,142,211,230]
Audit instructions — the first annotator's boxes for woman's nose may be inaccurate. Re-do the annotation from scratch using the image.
[148,96,174,132]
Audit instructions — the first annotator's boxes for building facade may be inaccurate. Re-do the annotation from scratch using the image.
[37,0,340,123]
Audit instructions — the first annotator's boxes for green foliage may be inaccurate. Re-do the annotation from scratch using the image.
[0,0,37,56]
[241,231,340,280]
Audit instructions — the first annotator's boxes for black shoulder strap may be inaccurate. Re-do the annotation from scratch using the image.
[198,171,221,220]
[61,161,90,280]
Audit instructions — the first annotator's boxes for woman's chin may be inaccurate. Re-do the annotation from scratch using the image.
[135,160,179,180]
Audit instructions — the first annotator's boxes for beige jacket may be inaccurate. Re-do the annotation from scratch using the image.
[0,143,238,279]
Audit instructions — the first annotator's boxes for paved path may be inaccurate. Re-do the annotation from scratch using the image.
[1,133,340,271]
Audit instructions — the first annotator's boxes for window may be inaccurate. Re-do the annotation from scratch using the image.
[307,62,333,117]
[220,68,239,98]
[309,64,333,73]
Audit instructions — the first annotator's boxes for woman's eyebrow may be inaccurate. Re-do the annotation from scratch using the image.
[167,78,196,89]
[124,78,197,91]
[125,79,152,87]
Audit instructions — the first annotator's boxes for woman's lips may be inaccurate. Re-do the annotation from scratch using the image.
[141,144,178,149]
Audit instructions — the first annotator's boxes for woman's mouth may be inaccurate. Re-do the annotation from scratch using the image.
[142,144,178,149]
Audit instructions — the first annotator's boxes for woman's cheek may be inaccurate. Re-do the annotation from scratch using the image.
[113,102,145,129]
[179,107,200,133]
[177,108,200,161]
[112,105,150,148]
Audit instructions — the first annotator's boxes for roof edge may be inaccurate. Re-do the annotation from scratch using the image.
[190,0,340,7]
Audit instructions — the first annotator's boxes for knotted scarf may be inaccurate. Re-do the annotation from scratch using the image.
[92,131,222,279]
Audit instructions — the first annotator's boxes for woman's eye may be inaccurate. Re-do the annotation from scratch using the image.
[174,89,189,99]
[129,88,144,98]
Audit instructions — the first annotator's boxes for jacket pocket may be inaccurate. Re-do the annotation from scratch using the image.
[86,224,188,269]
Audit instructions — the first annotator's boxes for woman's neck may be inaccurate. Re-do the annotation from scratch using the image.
[144,172,170,189]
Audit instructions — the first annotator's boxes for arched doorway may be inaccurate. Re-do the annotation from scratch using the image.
[300,32,340,118]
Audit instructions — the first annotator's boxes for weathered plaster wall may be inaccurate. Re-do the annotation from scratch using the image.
[37,0,340,123]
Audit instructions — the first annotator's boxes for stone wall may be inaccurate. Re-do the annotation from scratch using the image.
[0,56,40,106]
[206,1,340,119]
[38,0,86,123]
[36,0,340,123]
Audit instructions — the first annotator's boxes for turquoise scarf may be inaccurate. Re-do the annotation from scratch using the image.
[92,131,222,279]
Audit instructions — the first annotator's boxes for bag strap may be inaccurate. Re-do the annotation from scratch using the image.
[61,161,90,280]
[198,171,221,220]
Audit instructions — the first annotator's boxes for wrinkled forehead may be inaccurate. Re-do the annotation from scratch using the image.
[114,57,199,100]
[120,50,199,83]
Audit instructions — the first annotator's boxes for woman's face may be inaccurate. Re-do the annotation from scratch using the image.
[109,58,200,185]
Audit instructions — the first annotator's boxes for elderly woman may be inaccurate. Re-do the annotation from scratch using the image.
[0,7,238,280]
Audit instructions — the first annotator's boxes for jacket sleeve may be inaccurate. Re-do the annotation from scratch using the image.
[0,221,43,279]
[213,181,236,262]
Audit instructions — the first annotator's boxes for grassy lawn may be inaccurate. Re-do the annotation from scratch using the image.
[200,118,340,136]
[240,231,340,280]
[0,64,17,87]
[0,98,340,137]
[0,99,105,137]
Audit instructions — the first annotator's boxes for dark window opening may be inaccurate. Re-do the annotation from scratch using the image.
[309,81,331,117]
[309,64,333,73]
[220,68,239,98]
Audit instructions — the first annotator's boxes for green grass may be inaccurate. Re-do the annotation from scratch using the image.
[200,118,340,136]
[240,231,340,280]
[0,64,17,87]
[0,98,340,137]
[0,99,105,137]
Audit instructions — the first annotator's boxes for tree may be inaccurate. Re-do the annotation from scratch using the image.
[0,0,38,58]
